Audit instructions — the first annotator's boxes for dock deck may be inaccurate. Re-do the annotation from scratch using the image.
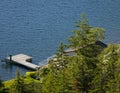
[64,48,77,53]
[5,54,40,70]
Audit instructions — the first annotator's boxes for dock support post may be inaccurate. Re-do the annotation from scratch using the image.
[9,55,12,62]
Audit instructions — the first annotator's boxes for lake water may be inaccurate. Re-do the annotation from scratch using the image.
[0,0,120,80]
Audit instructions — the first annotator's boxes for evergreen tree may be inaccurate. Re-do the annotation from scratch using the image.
[0,79,3,90]
[10,69,24,93]
[67,13,105,93]
[0,79,4,93]
[68,13,105,50]
[90,44,120,93]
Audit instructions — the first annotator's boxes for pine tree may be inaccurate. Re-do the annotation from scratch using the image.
[90,44,120,93]
[68,13,105,50]
[67,13,105,93]
[40,13,106,93]
[0,79,4,93]
[10,69,24,93]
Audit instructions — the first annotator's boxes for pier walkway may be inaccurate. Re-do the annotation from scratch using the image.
[5,54,40,70]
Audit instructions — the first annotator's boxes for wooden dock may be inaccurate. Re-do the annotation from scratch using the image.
[64,48,77,53]
[5,54,40,70]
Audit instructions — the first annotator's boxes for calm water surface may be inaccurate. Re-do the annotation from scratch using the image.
[0,0,120,80]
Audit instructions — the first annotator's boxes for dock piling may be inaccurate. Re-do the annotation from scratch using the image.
[9,55,12,62]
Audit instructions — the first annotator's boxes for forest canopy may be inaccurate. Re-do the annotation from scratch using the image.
[1,14,120,93]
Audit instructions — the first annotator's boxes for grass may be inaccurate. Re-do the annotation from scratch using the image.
[4,71,40,88]
[4,79,14,88]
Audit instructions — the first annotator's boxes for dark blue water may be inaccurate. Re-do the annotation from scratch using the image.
[0,0,120,80]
